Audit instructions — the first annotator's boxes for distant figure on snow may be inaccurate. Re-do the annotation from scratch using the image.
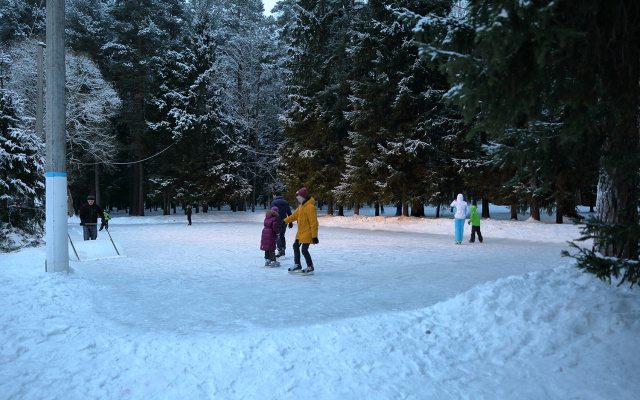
[270,191,292,258]
[185,205,192,225]
[99,210,110,231]
[80,195,105,241]
[450,193,470,245]
[261,206,281,267]
[468,205,483,243]
[284,187,319,275]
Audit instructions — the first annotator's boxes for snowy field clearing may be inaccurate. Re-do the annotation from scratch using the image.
[1,206,638,399]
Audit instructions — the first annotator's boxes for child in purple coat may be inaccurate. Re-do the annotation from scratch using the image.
[261,206,281,267]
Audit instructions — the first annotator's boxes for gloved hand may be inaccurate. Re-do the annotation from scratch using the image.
[80,222,84,226]
[276,234,280,241]
[312,237,319,244]
[288,222,293,228]
[467,221,471,225]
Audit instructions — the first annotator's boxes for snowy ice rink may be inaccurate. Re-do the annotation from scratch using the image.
[1,206,638,399]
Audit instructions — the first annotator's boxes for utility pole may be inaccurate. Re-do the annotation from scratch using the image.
[45,0,68,272]
[36,42,44,139]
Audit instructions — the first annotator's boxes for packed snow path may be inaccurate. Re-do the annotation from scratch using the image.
[69,217,567,333]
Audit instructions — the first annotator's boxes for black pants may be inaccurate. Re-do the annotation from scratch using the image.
[470,225,483,242]
[277,222,287,253]
[264,250,276,262]
[293,240,313,267]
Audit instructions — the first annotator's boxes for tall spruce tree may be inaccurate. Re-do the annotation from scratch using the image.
[279,0,353,214]
[214,0,281,211]
[343,0,462,217]
[102,0,188,215]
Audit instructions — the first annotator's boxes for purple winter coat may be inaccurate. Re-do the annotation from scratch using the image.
[260,207,280,251]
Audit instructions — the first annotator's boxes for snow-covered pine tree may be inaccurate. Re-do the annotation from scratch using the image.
[279,0,353,214]
[0,0,46,45]
[0,49,44,246]
[66,0,112,60]
[336,0,389,215]
[101,0,190,215]
[213,0,276,211]
[345,0,460,217]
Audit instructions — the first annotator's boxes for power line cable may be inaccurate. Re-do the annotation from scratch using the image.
[75,140,179,166]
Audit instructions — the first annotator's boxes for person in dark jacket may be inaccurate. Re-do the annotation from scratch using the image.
[80,195,105,240]
[261,206,281,267]
[270,192,292,258]
[185,205,192,225]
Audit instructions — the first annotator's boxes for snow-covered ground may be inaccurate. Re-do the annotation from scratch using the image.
[1,205,638,399]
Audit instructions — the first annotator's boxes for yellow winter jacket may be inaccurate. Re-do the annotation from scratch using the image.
[284,197,319,244]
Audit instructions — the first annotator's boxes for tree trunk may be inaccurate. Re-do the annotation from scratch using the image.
[338,205,344,216]
[327,200,333,216]
[354,203,359,215]
[374,202,380,216]
[130,162,145,216]
[596,168,638,258]
[163,192,170,215]
[510,204,518,220]
[402,201,409,217]
[410,202,425,217]
[556,201,563,224]
[66,185,75,217]
[94,163,101,206]
[482,198,490,218]
[529,175,540,221]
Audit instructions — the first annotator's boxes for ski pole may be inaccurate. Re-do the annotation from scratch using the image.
[68,233,80,260]
[105,228,120,256]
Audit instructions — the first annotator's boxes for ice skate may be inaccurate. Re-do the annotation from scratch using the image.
[288,264,302,273]
[301,266,314,275]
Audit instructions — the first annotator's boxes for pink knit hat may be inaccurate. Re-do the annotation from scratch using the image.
[296,187,309,199]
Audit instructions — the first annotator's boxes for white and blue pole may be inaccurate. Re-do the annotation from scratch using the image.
[45,173,68,272]
[45,0,68,272]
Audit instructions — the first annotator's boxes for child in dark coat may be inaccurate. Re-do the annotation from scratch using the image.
[261,206,281,267]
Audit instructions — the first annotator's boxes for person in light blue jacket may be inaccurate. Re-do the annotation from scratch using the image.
[450,193,470,244]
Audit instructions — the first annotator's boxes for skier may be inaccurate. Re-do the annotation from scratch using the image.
[261,206,281,267]
[79,195,105,241]
[450,193,470,244]
[284,187,319,275]
[468,205,483,243]
[270,191,292,258]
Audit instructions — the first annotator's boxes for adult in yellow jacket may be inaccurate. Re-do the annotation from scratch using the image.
[283,187,318,275]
